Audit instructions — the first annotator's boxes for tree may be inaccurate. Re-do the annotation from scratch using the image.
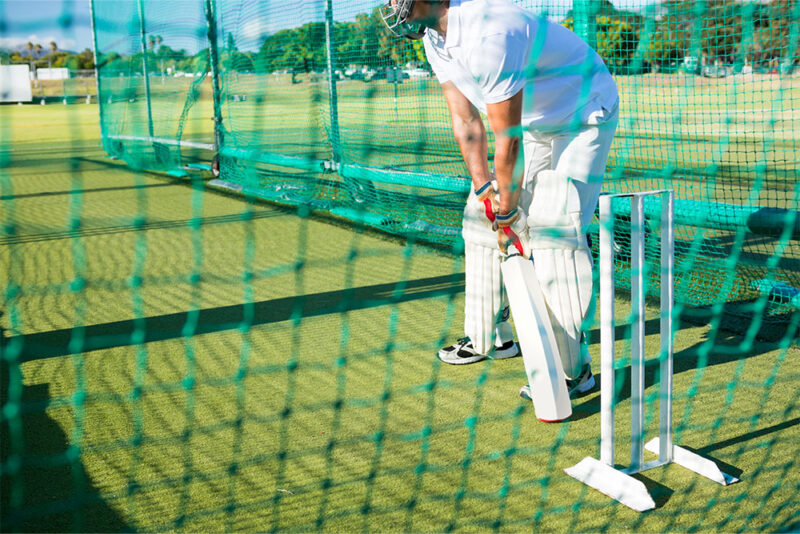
[77,48,95,70]
[48,41,57,69]
[764,0,799,65]
[595,15,638,71]
[255,22,327,73]
[662,0,743,65]
[644,15,690,68]
[562,13,640,72]
[26,42,37,85]
[191,48,210,73]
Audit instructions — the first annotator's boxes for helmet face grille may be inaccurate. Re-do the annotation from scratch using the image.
[380,0,418,37]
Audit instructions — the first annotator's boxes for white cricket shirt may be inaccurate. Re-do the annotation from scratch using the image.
[423,0,619,131]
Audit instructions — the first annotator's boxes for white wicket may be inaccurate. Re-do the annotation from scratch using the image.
[565,190,738,512]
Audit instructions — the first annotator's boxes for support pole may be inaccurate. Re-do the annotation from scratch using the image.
[204,0,224,153]
[659,191,675,463]
[598,194,615,467]
[88,0,108,143]
[572,0,597,50]
[136,0,155,139]
[324,0,341,163]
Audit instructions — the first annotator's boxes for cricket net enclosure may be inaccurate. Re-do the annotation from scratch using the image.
[2,0,799,531]
[91,0,800,339]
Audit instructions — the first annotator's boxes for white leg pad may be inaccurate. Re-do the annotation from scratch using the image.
[461,188,515,356]
[527,170,593,378]
[464,240,512,355]
[532,247,593,378]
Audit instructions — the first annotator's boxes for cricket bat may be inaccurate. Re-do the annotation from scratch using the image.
[501,254,572,422]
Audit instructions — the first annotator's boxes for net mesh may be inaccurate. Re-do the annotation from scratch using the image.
[2,0,799,531]
[94,0,800,333]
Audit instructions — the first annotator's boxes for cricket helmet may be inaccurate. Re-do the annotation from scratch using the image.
[380,0,426,40]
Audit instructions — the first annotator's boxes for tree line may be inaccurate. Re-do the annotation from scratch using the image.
[254,0,797,75]
[1,41,95,71]
[29,0,794,79]
[562,0,798,72]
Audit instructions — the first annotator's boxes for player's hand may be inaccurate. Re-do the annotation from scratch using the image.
[495,209,529,257]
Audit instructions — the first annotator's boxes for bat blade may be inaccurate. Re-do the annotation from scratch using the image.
[501,254,572,422]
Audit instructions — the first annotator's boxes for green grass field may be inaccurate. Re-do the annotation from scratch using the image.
[1,100,799,532]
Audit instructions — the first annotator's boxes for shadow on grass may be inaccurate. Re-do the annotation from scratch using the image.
[12,273,464,362]
[697,417,800,455]
[574,304,798,429]
[775,519,800,533]
[634,472,674,508]
[0,181,175,202]
[0,318,131,532]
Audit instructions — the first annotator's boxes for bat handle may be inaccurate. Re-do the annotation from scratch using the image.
[502,227,526,256]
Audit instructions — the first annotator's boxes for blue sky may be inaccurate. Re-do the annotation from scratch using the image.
[0,0,93,52]
[0,0,658,54]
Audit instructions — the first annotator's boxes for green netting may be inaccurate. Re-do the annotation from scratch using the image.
[91,0,800,334]
[2,0,800,531]
[92,0,216,173]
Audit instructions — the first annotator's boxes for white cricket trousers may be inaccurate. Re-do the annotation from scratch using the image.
[520,104,620,230]
[518,103,619,374]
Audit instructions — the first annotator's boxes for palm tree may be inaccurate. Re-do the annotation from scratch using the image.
[34,44,43,79]
[48,41,57,69]
[147,35,156,70]
[155,36,164,76]
[26,42,37,86]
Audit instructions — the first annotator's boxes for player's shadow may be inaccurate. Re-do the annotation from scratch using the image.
[0,313,130,533]
[10,274,465,362]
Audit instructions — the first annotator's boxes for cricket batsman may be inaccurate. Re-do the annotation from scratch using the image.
[381,0,619,399]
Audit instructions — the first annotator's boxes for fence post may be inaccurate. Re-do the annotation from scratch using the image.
[89,0,107,141]
[204,0,224,154]
[136,0,155,139]
[573,0,597,51]
[324,0,341,163]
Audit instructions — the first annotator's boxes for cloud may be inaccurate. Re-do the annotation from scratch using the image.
[0,34,77,52]
[238,18,269,46]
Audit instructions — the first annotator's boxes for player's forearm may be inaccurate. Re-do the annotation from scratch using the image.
[452,115,491,191]
[493,135,522,214]
[486,90,525,215]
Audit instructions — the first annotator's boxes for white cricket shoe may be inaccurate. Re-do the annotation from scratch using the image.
[519,363,596,400]
[437,337,519,365]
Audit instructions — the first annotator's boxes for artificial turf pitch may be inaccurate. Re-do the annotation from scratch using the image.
[1,103,798,532]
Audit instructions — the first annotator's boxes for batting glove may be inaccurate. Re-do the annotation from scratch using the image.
[475,180,500,225]
[494,209,529,257]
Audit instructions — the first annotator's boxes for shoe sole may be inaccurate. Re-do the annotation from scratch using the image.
[488,342,520,360]
[488,350,520,360]
[519,374,597,402]
[438,341,519,365]
[437,351,486,365]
